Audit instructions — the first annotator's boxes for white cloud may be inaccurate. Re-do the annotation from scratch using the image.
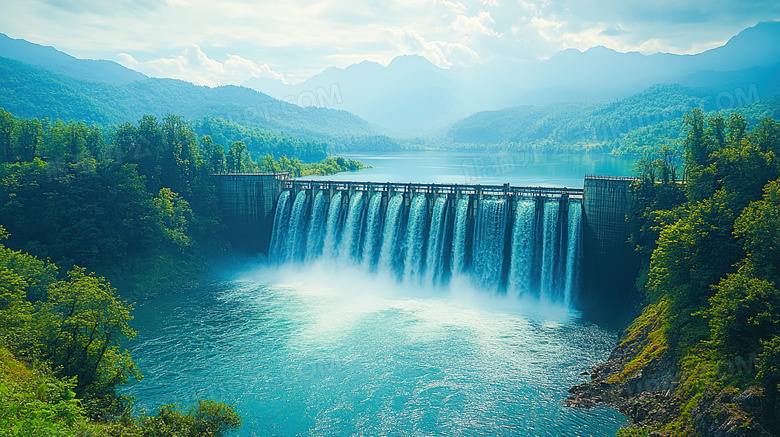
[116,44,286,87]
[529,16,565,41]
[436,0,467,14]
[453,11,499,37]
[393,27,480,68]
[1,0,779,84]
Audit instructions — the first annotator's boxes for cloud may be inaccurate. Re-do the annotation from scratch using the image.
[117,44,286,87]
[393,27,480,68]
[2,0,780,84]
[599,24,628,36]
[453,11,500,37]
[436,0,467,15]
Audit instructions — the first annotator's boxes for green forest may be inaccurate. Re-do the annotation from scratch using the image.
[0,107,368,435]
[612,109,780,435]
[446,84,780,157]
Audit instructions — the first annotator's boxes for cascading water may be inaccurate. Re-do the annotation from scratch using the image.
[269,190,291,262]
[402,195,429,283]
[423,195,449,286]
[508,199,536,297]
[450,195,470,275]
[338,192,365,263]
[304,191,328,262]
[377,194,405,276]
[563,202,582,307]
[322,191,344,258]
[284,191,309,263]
[539,200,560,302]
[471,196,508,290]
[361,192,384,268]
[271,188,582,307]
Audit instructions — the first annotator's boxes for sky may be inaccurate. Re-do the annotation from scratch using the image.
[1,0,779,86]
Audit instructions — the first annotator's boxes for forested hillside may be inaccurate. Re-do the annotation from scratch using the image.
[0,108,366,296]
[569,110,780,435]
[0,231,243,436]
[447,81,780,156]
[0,56,400,151]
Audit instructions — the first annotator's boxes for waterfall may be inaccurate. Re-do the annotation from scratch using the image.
[508,199,536,297]
[284,191,310,263]
[305,192,329,261]
[377,194,404,276]
[402,195,429,283]
[338,192,365,263]
[322,191,344,258]
[268,187,583,308]
[269,190,291,262]
[450,195,470,275]
[471,196,508,290]
[424,195,449,286]
[563,202,582,307]
[539,200,559,301]
[361,192,384,268]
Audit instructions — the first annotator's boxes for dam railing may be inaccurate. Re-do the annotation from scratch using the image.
[283,179,583,199]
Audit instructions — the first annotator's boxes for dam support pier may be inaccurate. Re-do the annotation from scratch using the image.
[582,176,640,322]
[212,173,289,253]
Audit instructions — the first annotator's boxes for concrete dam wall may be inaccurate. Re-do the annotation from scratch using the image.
[212,174,638,311]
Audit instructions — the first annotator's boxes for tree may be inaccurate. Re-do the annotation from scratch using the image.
[734,179,780,285]
[758,336,780,397]
[727,113,747,147]
[0,109,15,163]
[139,400,242,437]
[36,268,140,405]
[153,188,193,250]
[647,189,742,347]
[112,123,139,165]
[226,141,246,173]
[683,108,708,170]
[750,118,780,155]
[260,154,277,173]
[85,126,105,161]
[43,120,90,165]
[13,119,44,162]
[709,272,780,356]
[200,135,225,174]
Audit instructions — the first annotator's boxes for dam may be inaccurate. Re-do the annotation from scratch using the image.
[213,174,636,310]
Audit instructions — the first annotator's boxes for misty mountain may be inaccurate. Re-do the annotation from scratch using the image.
[244,55,472,133]
[0,55,380,145]
[0,33,147,84]
[246,21,780,134]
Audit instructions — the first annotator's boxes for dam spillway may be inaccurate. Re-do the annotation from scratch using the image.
[213,174,637,311]
[268,180,584,303]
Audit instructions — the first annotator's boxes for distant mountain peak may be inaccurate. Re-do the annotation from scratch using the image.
[0,32,146,84]
[387,54,440,70]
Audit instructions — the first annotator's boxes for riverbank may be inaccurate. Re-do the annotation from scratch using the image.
[566,319,780,436]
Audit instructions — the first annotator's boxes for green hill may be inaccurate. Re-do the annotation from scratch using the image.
[447,77,780,156]
[0,56,388,148]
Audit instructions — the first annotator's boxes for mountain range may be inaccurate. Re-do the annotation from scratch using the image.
[1,21,779,155]
[245,21,780,133]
